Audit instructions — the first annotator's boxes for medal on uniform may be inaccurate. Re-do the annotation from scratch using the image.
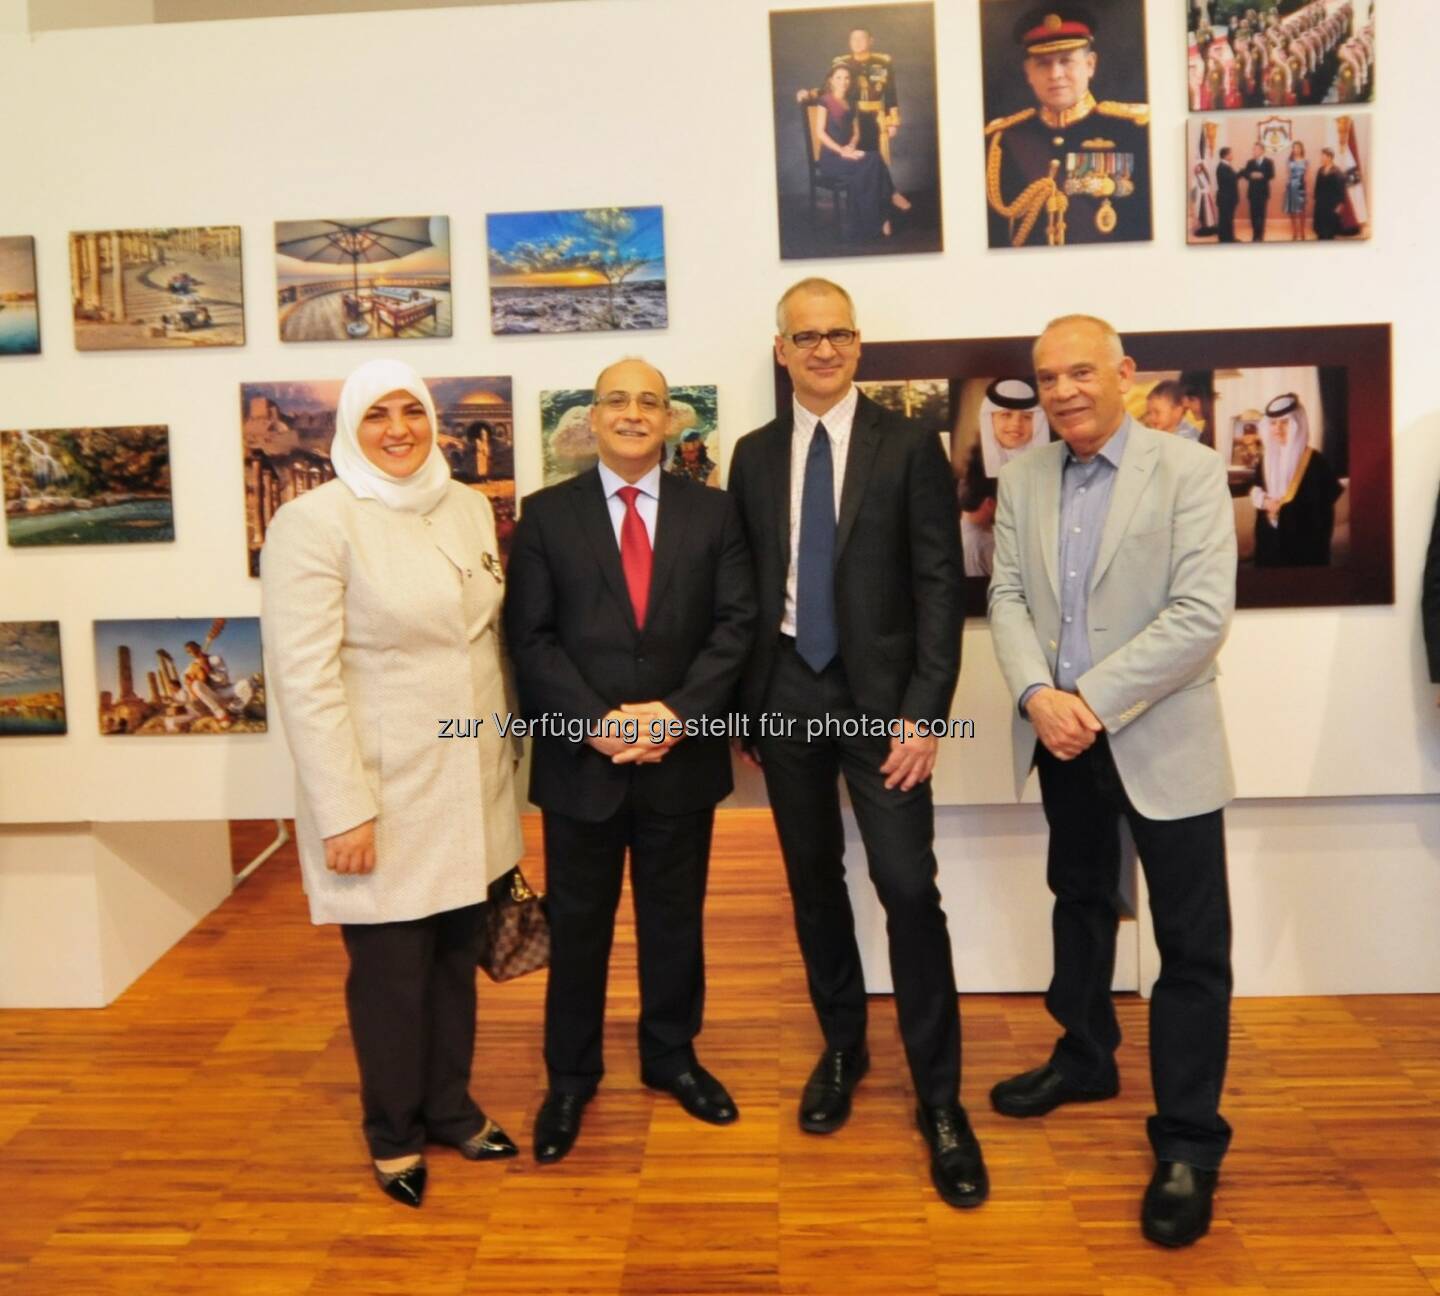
[1064,146,1134,236]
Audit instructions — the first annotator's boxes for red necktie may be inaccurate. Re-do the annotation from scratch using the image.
[617,485,652,629]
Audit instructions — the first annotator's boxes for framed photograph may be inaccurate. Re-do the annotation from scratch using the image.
[486,207,667,335]
[769,3,943,260]
[1187,1,1375,111]
[94,617,266,735]
[0,236,40,356]
[856,379,952,435]
[275,217,452,342]
[241,376,514,576]
[539,385,719,488]
[1188,111,1370,244]
[979,0,1152,248]
[2,426,173,547]
[69,227,244,349]
[0,622,66,736]
[774,324,1392,614]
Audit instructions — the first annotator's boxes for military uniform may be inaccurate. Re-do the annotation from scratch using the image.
[985,92,1151,248]
[830,51,899,159]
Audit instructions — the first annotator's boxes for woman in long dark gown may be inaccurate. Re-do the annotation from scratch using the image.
[1312,147,1347,240]
[815,64,904,241]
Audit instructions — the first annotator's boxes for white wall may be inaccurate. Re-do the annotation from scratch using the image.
[1,0,1437,827]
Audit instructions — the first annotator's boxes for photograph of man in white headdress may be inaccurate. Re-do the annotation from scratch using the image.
[1246,390,1344,566]
[948,376,1052,578]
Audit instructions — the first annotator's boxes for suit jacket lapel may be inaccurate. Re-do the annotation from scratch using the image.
[647,471,691,622]
[1090,424,1160,592]
[766,414,794,583]
[836,393,882,558]
[574,469,638,634]
[1037,446,1063,602]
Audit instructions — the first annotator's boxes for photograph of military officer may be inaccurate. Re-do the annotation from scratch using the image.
[770,3,944,259]
[979,3,1153,249]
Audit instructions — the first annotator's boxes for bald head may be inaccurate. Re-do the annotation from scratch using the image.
[1033,314,1125,367]
[775,278,856,335]
[1032,314,1135,459]
[593,356,669,401]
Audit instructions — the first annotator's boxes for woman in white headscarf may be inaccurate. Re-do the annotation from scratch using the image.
[1248,392,1342,566]
[977,377,1051,477]
[261,358,524,1208]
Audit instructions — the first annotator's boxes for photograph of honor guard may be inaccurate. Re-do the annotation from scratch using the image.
[981,4,1152,248]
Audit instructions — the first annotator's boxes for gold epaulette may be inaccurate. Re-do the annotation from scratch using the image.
[985,107,1036,136]
[1095,100,1151,126]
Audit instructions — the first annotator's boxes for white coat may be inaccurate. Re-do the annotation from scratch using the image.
[261,478,523,924]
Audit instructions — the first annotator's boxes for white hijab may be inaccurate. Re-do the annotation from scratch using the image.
[978,380,1051,477]
[330,358,451,515]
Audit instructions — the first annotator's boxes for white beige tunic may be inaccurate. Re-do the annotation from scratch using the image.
[261,478,523,925]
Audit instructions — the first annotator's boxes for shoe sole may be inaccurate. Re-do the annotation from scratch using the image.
[798,1057,870,1134]
[989,1086,1119,1119]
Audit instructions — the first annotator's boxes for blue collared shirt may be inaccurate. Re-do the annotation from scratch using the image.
[597,460,661,548]
[1022,419,1131,709]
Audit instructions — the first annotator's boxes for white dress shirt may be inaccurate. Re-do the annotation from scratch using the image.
[782,385,856,636]
[597,460,661,548]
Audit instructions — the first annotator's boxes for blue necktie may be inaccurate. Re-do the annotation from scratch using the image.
[796,420,839,672]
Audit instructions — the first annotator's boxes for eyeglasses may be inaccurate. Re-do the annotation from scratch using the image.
[596,390,668,412]
[785,329,858,350]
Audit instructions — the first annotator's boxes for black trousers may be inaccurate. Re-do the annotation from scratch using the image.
[542,798,714,1094]
[755,637,961,1108]
[1248,190,1269,241]
[339,901,487,1160]
[1035,737,1234,1169]
[1218,198,1237,243]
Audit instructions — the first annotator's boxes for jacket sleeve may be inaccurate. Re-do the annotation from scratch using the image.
[259,502,377,840]
[662,493,758,722]
[502,499,612,738]
[1076,449,1236,733]
[900,429,964,721]
[987,464,1055,707]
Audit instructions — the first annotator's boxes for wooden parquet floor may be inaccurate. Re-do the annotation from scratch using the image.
[1,810,1437,1295]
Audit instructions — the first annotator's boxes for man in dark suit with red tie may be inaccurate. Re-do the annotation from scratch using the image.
[504,358,756,1163]
[727,279,986,1209]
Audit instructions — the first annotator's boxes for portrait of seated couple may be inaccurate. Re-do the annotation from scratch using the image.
[262,280,1239,1252]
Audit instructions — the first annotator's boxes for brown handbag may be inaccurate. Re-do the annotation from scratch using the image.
[478,867,550,982]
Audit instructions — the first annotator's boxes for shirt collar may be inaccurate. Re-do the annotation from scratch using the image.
[792,384,858,449]
[1065,416,1131,470]
[598,460,662,501]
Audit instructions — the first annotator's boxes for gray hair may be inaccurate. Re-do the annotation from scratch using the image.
[775,278,857,335]
[1033,314,1126,365]
[592,356,670,404]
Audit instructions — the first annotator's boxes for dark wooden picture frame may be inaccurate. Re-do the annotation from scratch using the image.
[773,324,1393,616]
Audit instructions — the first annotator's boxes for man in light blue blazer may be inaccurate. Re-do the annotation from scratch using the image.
[987,314,1237,1250]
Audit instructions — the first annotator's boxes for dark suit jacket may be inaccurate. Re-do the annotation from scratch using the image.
[1216,161,1239,210]
[727,391,963,727]
[1422,485,1440,684]
[1242,156,1274,197]
[503,467,756,822]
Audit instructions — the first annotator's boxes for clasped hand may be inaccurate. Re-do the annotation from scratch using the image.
[587,702,682,765]
[1027,687,1103,760]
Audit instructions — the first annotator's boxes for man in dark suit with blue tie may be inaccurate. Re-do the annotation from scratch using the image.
[727,278,986,1209]
[505,358,756,1164]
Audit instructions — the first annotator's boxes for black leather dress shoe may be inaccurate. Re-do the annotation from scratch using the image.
[916,1104,988,1209]
[989,1063,1119,1118]
[456,1117,518,1160]
[533,1091,589,1164]
[798,1046,870,1134]
[642,1065,738,1125]
[373,1158,427,1208]
[1141,1161,1218,1248]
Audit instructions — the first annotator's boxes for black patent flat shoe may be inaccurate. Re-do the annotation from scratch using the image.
[458,1117,519,1160]
[373,1157,427,1208]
